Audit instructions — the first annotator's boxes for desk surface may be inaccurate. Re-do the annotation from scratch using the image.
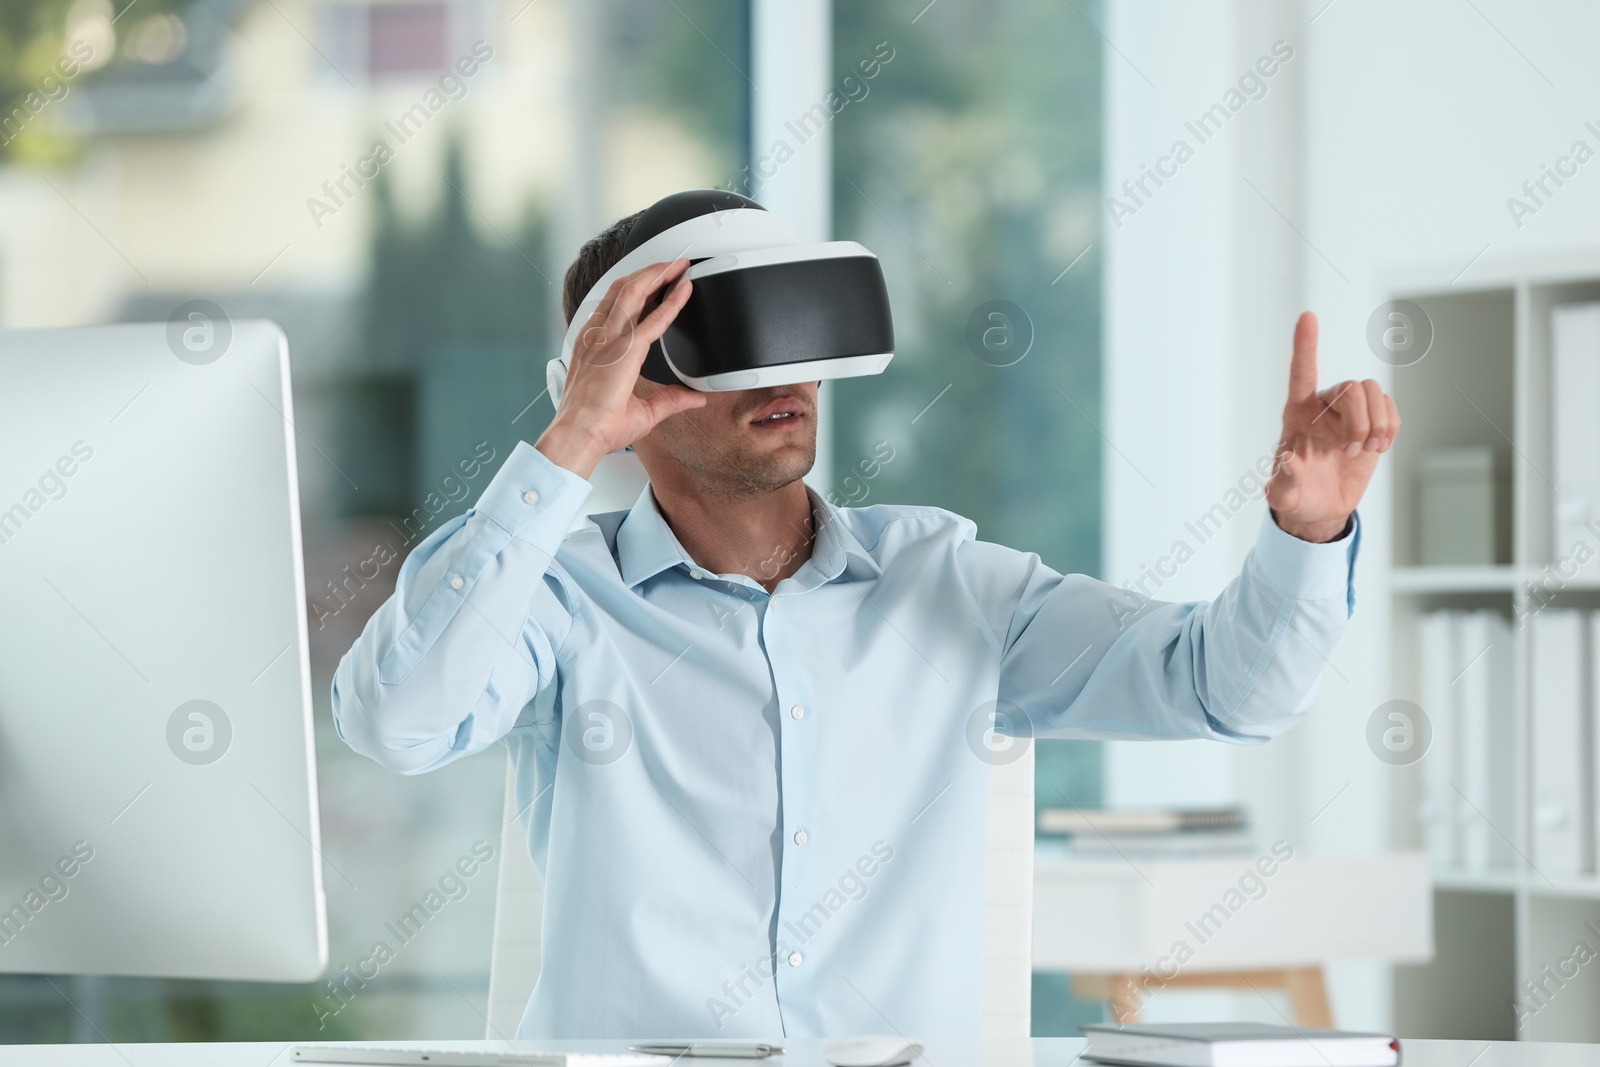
[0,1038,1596,1067]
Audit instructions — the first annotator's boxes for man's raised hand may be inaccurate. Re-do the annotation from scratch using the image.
[1264,311,1400,543]
[536,258,707,479]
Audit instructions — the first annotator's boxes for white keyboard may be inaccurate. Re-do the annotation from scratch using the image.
[291,1048,674,1067]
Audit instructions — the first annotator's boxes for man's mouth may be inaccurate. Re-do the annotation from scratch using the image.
[750,397,806,428]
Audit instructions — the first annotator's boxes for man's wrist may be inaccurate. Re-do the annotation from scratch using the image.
[535,416,609,480]
[1271,508,1351,544]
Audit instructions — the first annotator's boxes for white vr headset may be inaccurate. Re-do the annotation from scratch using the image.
[547,189,895,409]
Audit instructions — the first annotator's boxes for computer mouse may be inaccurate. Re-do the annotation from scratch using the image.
[822,1037,923,1067]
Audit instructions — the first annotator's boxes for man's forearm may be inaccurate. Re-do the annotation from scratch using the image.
[331,441,593,773]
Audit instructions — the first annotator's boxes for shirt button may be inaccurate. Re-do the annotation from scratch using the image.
[787,952,803,967]
[793,829,808,845]
[449,576,464,590]
[790,705,804,720]
[689,569,705,580]
[522,490,540,505]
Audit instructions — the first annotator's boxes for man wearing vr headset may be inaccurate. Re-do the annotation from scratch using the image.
[332,191,1394,1039]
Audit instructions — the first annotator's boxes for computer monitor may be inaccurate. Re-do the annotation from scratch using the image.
[0,318,326,981]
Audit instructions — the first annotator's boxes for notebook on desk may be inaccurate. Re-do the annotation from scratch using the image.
[1081,1022,1400,1067]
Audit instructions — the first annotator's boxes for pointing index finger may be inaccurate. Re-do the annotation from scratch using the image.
[1288,310,1319,403]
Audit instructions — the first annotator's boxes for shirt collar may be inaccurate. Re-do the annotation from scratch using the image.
[807,489,883,584]
[615,482,882,589]
[614,484,690,588]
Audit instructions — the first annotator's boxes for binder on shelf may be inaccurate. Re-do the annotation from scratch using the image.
[1552,302,1600,574]
[1456,610,1514,870]
[1418,609,1457,867]
[1529,609,1591,874]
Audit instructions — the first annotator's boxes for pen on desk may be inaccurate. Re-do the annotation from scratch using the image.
[628,1045,784,1059]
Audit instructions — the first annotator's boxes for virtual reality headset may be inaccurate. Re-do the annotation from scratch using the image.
[548,189,895,408]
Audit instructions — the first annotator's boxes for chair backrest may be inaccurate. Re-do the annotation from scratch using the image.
[485,757,546,1040]
[485,750,1036,1038]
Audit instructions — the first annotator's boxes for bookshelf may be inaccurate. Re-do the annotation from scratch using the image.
[1390,566,1521,594]
[1384,261,1600,1043]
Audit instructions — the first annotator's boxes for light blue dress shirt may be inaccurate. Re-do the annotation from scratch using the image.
[331,440,1360,1039]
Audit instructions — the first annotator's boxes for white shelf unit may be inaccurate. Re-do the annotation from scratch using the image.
[1385,266,1600,1043]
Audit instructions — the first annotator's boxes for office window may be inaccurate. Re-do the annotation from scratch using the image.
[1,0,1101,1042]
[0,0,749,1042]
[830,1,1101,575]
[830,0,1104,1034]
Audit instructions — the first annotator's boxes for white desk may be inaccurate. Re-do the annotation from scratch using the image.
[0,1038,1596,1067]
[1033,851,1434,1024]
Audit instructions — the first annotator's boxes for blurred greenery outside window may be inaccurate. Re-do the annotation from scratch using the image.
[830,0,1104,1035]
[0,0,1102,1041]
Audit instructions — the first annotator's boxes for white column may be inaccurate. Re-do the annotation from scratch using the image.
[750,0,832,241]
[750,0,834,490]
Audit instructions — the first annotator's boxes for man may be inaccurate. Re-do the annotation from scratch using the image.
[332,205,1397,1039]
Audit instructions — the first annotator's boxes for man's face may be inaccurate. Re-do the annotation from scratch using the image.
[631,379,819,498]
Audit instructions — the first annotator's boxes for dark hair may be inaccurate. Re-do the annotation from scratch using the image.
[561,209,646,326]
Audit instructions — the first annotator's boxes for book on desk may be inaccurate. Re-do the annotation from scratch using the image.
[1081,1022,1400,1067]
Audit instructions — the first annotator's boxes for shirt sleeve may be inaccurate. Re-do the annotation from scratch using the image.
[331,441,594,774]
[961,508,1360,744]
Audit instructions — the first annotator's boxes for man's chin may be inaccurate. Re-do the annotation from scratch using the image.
[728,443,816,495]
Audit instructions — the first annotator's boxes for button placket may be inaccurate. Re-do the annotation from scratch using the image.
[764,599,821,1032]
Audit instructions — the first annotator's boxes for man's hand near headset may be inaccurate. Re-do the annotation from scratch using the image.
[1265,311,1400,542]
[536,258,706,480]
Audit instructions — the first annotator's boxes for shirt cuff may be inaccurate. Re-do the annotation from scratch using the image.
[474,440,594,555]
[1251,507,1360,609]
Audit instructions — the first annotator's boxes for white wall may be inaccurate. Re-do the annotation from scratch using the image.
[1101,0,1363,1025]
[1094,0,1482,1028]
[1105,0,1600,1030]
[1102,0,1340,837]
